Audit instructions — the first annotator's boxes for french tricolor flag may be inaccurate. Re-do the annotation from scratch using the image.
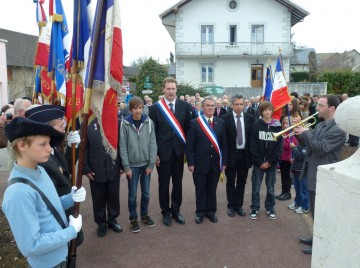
[34,0,50,67]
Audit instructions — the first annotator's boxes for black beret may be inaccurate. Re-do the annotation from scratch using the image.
[25,105,65,123]
[5,117,64,147]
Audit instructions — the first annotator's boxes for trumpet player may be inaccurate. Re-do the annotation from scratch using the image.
[292,94,346,255]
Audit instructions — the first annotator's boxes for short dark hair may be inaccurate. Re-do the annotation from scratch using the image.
[162,77,177,88]
[259,101,274,116]
[320,94,340,109]
[290,92,299,99]
[229,94,244,105]
[201,97,215,107]
[128,96,144,111]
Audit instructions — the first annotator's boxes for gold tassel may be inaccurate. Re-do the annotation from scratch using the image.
[219,172,224,182]
[51,14,63,22]
[184,155,187,164]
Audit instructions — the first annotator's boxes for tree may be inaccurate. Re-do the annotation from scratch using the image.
[134,57,168,100]
[130,56,149,67]
[177,82,206,97]
[318,70,360,96]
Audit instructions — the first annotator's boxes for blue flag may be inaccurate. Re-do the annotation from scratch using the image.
[263,65,273,101]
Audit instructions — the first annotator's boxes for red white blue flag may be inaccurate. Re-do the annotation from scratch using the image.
[85,0,123,160]
[34,0,50,68]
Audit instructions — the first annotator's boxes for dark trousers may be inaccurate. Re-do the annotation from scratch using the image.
[348,134,359,147]
[309,190,316,219]
[157,150,184,216]
[89,179,120,226]
[193,165,220,217]
[280,160,292,193]
[225,150,249,209]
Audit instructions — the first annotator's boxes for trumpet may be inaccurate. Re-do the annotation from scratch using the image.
[272,112,319,141]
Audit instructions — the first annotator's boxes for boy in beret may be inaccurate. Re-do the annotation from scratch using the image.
[2,117,86,268]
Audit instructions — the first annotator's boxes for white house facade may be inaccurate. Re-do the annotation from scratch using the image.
[160,0,309,94]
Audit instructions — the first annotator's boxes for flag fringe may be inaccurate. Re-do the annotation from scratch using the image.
[38,21,47,27]
[51,14,63,22]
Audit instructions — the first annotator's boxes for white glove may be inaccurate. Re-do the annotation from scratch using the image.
[67,131,81,148]
[71,186,86,202]
[69,215,82,233]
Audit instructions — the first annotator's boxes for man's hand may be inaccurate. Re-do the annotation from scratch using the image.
[146,168,153,175]
[188,166,195,173]
[156,155,160,167]
[293,126,308,136]
[67,131,81,148]
[260,162,270,169]
[125,170,132,179]
[86,172,95,181]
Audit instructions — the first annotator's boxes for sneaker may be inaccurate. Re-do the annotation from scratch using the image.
[278,192,292,201]
[295,207,310,214]
[130,219,140,233]
[249,210,258,220]
[267,210,277,220]
[141,215,155,227]
[288,202,299,210]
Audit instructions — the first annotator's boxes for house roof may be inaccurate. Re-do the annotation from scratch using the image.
[160,0,309,27]
[0,28,37,68]
[123,66,139,77]
[291,48,316,65]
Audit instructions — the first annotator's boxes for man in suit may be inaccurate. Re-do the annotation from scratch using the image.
[84,117,123,237]
[244,98,257,118]
[214,99,227,117]
[221,95,255,217]
[149,77,192,227]
[222,99,233,113]
[186,97,228,224]
[294,94,346,254]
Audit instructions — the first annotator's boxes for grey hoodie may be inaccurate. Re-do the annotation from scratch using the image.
[119,114,157,172]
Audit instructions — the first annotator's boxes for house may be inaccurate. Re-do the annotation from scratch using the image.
[0,29,38,101]
[159,0,309,93]
[290,47,316,72]
[317,49,360,72]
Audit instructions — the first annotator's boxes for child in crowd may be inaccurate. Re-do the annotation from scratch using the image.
[249,101,283,220]
[288,143,310,214]
[277,117,298,201]
[120,97,157,233]
[2,117,86,268]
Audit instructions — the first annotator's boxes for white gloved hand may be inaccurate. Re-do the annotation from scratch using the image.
[69,215,82,233]
[71,186,86,202]
[67,131,80,148]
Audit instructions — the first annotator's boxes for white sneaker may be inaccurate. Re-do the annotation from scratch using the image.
[288,202,298,210]
[267,210,277,220]
[295,207,310,214]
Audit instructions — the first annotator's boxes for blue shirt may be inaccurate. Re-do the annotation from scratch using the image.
[2,163,77,268]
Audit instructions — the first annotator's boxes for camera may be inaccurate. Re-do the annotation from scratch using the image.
[5,113,13,120]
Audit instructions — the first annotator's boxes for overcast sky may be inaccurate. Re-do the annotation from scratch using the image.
[0,0,359,65]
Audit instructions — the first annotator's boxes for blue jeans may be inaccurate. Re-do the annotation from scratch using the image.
[128,166,151,219]
[250,166,276,211]
[293,173,310,210]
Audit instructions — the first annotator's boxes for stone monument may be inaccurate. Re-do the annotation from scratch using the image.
[312,96,360,267]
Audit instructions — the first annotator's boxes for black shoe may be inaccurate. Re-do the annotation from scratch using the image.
[275,191,284,199]
[227,208,236,217]
[163,214,172,227]
[207,214,218,223]
[235,207,247,217]
[172,213,185,224]
[97,225,107,237]
[299,236,313,245]
[278,192,292,201]
[302,247,312,254]
[108,221,123,233]
[195,216,203,224]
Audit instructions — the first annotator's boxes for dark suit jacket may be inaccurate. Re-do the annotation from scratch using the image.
[221,112,255,169]
[299,119,346,191]
[186,117,228,174]
[223,106,233,114]
[244,106,257,118]
[83,118,121,182]
[149,99,192,161]
[214,107,227,117]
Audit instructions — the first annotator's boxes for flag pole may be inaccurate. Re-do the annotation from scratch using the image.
[68,0,105,266]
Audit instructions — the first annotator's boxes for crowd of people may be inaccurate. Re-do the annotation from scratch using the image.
[0,77,357,266]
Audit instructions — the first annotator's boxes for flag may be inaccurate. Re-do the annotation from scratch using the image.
[34,0,51,67]
[85,0,123,160]
[263,65,273,101]
[48,0,71,104]
[270,54,291,120]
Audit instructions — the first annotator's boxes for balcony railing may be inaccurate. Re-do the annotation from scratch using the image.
[175,42,293,57]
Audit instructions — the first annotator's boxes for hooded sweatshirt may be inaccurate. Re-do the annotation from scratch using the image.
[119,114,157,172]
[250,118,283,168]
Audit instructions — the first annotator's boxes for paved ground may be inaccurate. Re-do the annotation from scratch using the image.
[0,167,312,268]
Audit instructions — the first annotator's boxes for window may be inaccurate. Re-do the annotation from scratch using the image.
[229,0,238,9]
[251,25,264,43]
[201,64,214,83]
[201,25,214,44]
[229,25,237,45]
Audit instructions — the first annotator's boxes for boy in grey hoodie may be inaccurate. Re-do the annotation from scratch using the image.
[120,97,157,233]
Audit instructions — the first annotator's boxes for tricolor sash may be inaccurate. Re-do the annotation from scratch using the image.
[156,99,186,145]
[196,115,222,170]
